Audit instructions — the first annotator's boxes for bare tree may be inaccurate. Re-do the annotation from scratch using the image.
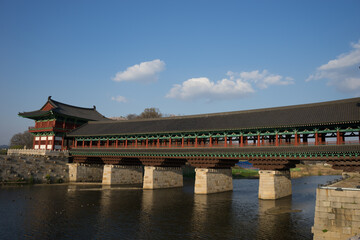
[126,113,139,120]
[10,131,33,149]
[138,108,162,119]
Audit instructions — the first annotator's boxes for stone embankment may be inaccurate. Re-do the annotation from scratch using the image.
[0,155,69,183]
[312,175,360,240]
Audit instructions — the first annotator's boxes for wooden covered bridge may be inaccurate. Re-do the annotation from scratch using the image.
[19,97,360,198]
[64,97,360,198]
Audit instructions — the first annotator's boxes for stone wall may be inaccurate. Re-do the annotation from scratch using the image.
[0,155,69,183]
[194,168,233,194]
[312,187,360,240]
[143,166,183,189]
[7,149,69,157]
[258,170,292,199]
[102,165,143,185]
[68,163,104,182]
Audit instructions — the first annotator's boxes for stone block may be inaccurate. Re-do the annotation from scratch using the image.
[143,166,183,189]
[194,168,233,194]
[258,170,291,199]
[102,165,143,185]
[67,163,103,182]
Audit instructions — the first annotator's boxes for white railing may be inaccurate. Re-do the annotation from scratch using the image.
[7,149,69,157]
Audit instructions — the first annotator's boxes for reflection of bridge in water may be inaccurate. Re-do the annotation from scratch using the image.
[66,98,359,239]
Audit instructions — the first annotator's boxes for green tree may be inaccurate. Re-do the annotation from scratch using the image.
[10,130,33,149]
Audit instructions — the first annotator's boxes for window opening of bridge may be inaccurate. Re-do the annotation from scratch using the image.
[72,128,360,149]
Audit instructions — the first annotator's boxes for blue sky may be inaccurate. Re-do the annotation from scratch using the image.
[1,0,360,145]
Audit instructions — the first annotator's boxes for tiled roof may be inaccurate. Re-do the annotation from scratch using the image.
[19,97,108,121]
[67,97,360,137]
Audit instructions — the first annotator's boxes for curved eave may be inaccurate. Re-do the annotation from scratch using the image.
[18,110,52,120]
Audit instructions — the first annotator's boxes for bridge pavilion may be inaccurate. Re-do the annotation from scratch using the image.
[18,96,108,151]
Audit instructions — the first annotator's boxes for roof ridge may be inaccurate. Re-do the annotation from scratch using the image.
[87,97,360,125]
[50,99,96,111]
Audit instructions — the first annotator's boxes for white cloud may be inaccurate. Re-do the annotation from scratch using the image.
[306,40,360,96]
[112,59,165,83]
[111,96,127,103]
[236,70,294,89]
[166,70,293,100]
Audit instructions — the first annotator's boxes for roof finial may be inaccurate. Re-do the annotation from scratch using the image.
[48,96,52,100]
[93,105,96,110]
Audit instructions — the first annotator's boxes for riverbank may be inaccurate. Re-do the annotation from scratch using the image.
[0,155,69,184]
[232,163,342,179]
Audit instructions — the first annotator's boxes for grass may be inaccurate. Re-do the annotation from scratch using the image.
[0,149,7,155]
[232,168,259,178]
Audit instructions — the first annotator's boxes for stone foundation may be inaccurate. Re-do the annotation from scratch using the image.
[0,155,69,183]
[258,170,291,199]
[67,163,103,182]
[194,168,233,194]
[312,186,360,239]
[143,166,183,189]
[102,165,143,185]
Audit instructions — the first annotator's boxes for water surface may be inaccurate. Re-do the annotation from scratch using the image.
[0,176,339,240]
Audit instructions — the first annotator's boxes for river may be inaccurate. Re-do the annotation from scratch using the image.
[0,175,339,240]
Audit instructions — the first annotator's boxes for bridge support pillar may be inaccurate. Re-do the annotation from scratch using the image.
[143,166,183,189]
[258,170,291,199]
[67,163,104,182]
[194,168,233,194]
[102,165,143,185]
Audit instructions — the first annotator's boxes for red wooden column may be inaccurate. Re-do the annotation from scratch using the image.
[33,136,36,149]
[195,137,198,148]
[157,138,159,148]
[82,140,85,148]
[229,137,232,146]
[181,137,184,147]
[294,133,298,146]
[115,139,118,148]
[125,139,128,148]
[135,139,138,148]
[224,136,227,147]
[97,140,100,148]
[257,134,260,147]
[315,132,318,146]
[275,133,279,146]
[336,130,340,145]
[45,136,49,150]
[240,135,243,147]
[209,137,212,147]
[106,139,109,148]
[90,140,92,148]
[169,138,172,148]
[74,139,77,148]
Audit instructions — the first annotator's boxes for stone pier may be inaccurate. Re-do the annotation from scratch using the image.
[194,168,233,194]
[102,165,143,185]
[143,166,183,189]
[312,175,360,240]
[258,170,291,199]
[67,163,104,182]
